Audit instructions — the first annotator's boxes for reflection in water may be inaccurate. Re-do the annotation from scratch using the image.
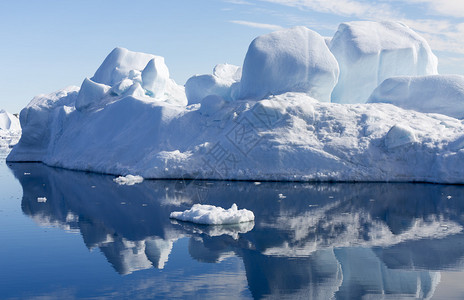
[9,162,464,299]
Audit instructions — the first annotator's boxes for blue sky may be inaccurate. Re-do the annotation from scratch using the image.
[1,0,464,112]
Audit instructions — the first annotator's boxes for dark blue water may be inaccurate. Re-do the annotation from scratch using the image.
[1,154,464,299]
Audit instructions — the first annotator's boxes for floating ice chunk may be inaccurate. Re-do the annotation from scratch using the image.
[170,203,255,225]
[330,21,438,104]
[37,197,47,203]
[141,57,170,98]
[278,193,287,199]
[113,174,144,185]
[239,26,339,102]
[368,75,464,119]
[75,78,110,111]
[92,47,155,86]
[385,124,417,150]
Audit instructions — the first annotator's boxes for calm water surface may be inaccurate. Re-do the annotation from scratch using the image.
[1,152,464,299]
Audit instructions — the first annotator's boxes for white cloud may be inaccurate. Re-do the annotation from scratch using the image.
[400,0,464,18]
[224,0,255,5]
[258,0,396,19]
[401,19,464,54]
[229,20,284,30]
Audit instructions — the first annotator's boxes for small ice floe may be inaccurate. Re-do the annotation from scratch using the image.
[447,195,452,199]
[37,197,47,203]
[278,193,286,199]
[113,174,144,185]
[170,203,254,225]
[24,172,31,175]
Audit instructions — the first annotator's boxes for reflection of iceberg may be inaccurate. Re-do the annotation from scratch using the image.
[261,208,462,257]
[100,237,176,275]
[171,219,254,240]
[335,247,440,299]
[10,162,464,298]
[12,162,185,275]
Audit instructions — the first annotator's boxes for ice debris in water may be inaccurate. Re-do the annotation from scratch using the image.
[113,174,144,185]
[37,197,47,203]
[170,203,255,225]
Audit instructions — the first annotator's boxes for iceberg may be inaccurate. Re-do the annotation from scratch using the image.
[330,21,438,104]
[0,109,21,149]
[368,75,464,119]
[7,22,464,184]
[170,203,255,225]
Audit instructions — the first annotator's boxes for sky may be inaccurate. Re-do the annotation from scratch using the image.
[1,0,464,113]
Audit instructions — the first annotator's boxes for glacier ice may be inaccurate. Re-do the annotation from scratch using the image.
[330,21,438,104]
[239,26,339,102]
[369,75,464,119]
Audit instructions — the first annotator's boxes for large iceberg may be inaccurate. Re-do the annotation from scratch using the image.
[368,75,464,119]
[7,22,464,183]
[0,109,21,149]
[330,21,438,104]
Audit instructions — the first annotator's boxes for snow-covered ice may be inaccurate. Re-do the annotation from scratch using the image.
[91,47,155,86]
[0,109,21,149]
[239,26,339,102]
[330,21,438,104]
[75,78,111,111]
[185,63,241,104]
[113,174,144,185]
[368,75,464,119]
[7,21,464,184]
[170,203,255,225]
